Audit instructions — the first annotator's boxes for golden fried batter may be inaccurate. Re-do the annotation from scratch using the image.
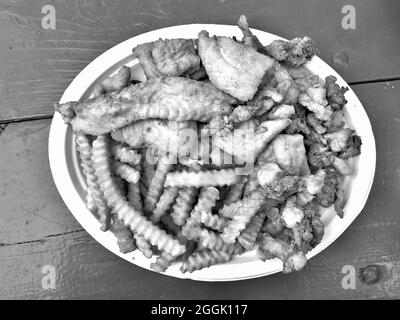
[198,31,274,101]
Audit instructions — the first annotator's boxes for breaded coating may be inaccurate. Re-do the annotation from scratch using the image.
[237,15,266,53]
[111,120,198,159]
[265,37,317,67]
[92,66,132,97]
[214,119,291,164]
[258,234,307,273]
[133,39,200,79]
[325,75,349,110]
[198,31,274,101]
[55,77,236,135]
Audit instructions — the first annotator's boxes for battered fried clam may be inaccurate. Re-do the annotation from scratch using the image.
[133,39,201,79]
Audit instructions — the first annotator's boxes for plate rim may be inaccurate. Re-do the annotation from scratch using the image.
[48,23,376,282]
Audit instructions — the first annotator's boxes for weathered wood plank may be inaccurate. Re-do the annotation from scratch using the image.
[0,80,399,299]
[0,0,399,119]
[0,221,399,299]
[0,119,82,245]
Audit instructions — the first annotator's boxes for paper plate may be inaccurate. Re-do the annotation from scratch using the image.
[48,24,376,281]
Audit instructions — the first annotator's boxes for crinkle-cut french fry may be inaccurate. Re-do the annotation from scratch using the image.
[181,209,225,250]
[182,187,220,234]
[197,229,225,250]
[110,214,136,254]
[75,133,111,230]
[220,189,266,244]
[111,143,142,165]
[150,253,174,273]
[200,211,227,232]
[222,242,245,256]
[223,176,247,205]
[238,209,268,250]
[144,155,173,215]
[128,182,143,212]
[92,135,186,257]
[141,149,157,188]
[134,234,153,258]
[171,187,198,226]
[152,187,179,223]
[113,160,140,184]
[164,169,240,188]
[180,249,232,273]
[85,189,97,213]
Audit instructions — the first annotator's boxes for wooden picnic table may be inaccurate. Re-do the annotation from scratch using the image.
[0,0,399,300]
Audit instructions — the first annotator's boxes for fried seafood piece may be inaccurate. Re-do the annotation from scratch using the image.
[315,169,347,217]
[261,134,311,176]
[132,39,201,79]
[277,199,325,252]
[258,234,307,273]
[214,118,291,164]
[325,75,349,110]
[265,37,318,67]
[268,104,296,120]
[55,77,236,135]
[112,120,198,160]
[92,66,132,97]
[324,128,362,159]
[198,31,274,101]
[298,84,332,121]
[237,15,266,53]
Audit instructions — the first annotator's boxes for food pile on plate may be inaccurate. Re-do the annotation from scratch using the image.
[55,15,361,274]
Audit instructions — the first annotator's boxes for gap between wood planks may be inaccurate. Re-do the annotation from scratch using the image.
[0,76,399,247]
[0,229,84,248]
[0,76,399,126]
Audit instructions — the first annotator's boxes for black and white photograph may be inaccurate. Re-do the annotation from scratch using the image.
[0,0,399,304]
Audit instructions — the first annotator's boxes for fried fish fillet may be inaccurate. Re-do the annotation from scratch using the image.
[133,39,201,79]
[198,30,274,101]
[54,77,236,135]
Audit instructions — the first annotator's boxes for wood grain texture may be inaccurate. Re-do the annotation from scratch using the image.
[0,0,399,120]
[0,119,82,245]
[0,80,399,299]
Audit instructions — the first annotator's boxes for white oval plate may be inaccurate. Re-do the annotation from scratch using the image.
[48,24,376,281]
